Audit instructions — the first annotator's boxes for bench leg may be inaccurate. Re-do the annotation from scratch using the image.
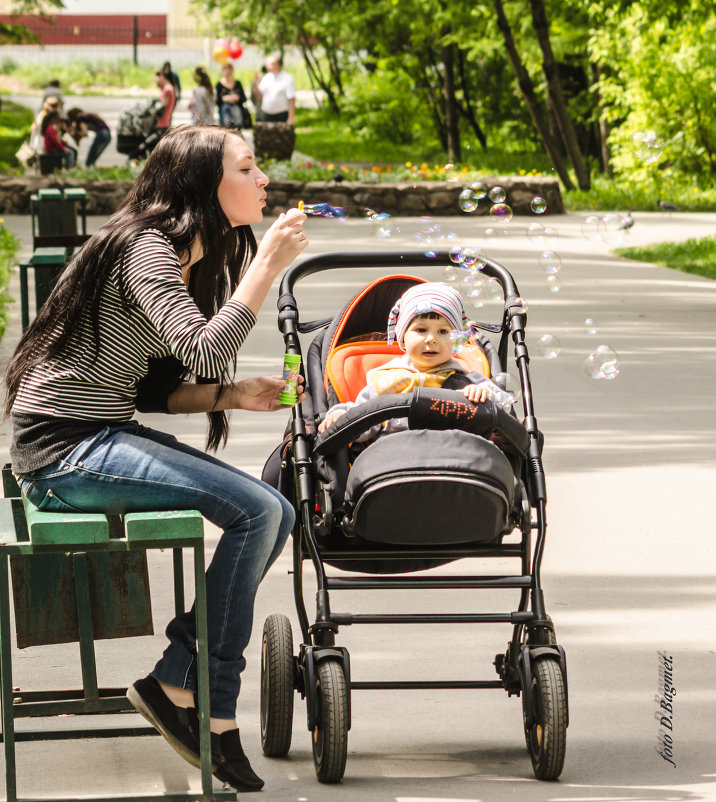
[192,544,214,797]
[73,553,100,702]
[0,555,18,802]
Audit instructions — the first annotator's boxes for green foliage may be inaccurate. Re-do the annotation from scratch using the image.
[0,0,63,44]
[591,4,716,178]
[341,65,431,146]
[7,59,159,93]
[0,223,20,342]
[615,236,716,281]
[564,174,716,212]
[0,100,34,172]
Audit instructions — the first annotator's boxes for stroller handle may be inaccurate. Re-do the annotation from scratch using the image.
[279,251,521,300]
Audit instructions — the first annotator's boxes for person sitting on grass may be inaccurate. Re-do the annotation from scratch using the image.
[318,282,511,441]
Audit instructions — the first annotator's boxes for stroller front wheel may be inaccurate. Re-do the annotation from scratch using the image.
[312,658,348,783]
[523,656,567,780]
[260,614,295,756]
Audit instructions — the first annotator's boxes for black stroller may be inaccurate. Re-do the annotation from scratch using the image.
[115,98,164,160]
[260,250,568,783]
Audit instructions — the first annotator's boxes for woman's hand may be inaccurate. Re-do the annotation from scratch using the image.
[233,374,305,412]
[254,208,308,277]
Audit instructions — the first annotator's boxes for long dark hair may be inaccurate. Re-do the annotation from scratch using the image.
[5,124,257,451]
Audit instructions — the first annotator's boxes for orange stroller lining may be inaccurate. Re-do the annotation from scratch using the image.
[326,341,490,404]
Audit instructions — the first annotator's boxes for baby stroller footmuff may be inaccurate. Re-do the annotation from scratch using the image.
[343,429,515,545]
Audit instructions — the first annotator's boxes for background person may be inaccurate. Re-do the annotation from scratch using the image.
[252,55,296,124]
[154,69,176,139]
[40,109,75,168]
[40,79,64,111]
[215,63,250,130]
[188,66,214,124]
[162,61,182,101]
[5,125,309,792]
[66,107,112,167]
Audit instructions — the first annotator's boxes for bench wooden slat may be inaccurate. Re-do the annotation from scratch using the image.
[22,495,110,546]
[0,498,19,545]
[124,510,203,542]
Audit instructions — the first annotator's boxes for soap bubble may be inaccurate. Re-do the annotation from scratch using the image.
[583,345,620,380]
[531,196,547,214]
[584,317,598,335]
[483,277,503,304]
[581,214,606,242]
[489,203,513,224]
[601,213,625,245]
[462,247,487,271]
[302,202,347,221]
[449,245,466,264]
[469,180,488,199]
[545,274,562,293]
[527,222,545,241]
[443,264,459,282]
[538,251,562,274]
[458,189,478,213]
[450,329,471,353]
[424,250,437,258]
[376,222,399,238]
[488,186,506,203]
[443,163,459,181]
[536,333,561,359]
[493,372,521,406]
[514,297,528,313]
[629,131,663,164]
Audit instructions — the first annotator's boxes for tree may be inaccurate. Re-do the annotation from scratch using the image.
[492,0,574,188]
[0,0,64,44]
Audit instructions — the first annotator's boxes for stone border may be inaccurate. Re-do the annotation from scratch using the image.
[0,175,563,217]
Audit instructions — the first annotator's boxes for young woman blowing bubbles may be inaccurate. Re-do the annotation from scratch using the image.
[4,125,308,792]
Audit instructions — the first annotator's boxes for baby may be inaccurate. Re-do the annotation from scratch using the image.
[318,282,508,439]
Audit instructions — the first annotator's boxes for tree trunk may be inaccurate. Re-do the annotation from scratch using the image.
[529,0,591,190]
[456,49,488,150]
[300,41,341,114]
[442,35,461,162]
[492,0,573,189]
[591,64,613,177]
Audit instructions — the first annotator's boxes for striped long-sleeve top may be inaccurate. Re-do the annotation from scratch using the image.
[10,229,256,472]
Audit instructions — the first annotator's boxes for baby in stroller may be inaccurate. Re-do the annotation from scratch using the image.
[318,282,512,440]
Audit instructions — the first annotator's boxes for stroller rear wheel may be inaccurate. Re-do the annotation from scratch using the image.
[260,614,295,757]
[523,656,567,780]
[312,658,348,783]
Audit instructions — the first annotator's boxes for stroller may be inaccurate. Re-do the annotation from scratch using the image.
[260,250,568,783]
[115,98,164,160]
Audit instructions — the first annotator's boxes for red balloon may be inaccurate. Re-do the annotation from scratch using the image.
[228,39,243,60]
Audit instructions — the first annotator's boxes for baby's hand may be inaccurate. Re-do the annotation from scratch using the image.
[464,384,490,404]
[318,409,346,433]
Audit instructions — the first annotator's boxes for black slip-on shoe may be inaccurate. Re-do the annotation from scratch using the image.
[127,675,204,769]
[211,729,265,792]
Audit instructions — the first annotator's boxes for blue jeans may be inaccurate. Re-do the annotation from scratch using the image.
[219,103,243,129]
[86,128,111,167]
[19,421,294,718]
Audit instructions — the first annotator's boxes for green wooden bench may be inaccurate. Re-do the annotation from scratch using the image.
[30,187,88,249]
[18,247,68,332]
[0,468,236,802]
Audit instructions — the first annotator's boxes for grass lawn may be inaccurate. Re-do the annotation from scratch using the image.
[615,236,716,281]
[0,100,34,171]
[0,222,20,341]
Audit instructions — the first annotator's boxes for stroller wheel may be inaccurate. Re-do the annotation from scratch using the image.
[523,656,567,780]
[260,614,295,756]
[312,658,348,783]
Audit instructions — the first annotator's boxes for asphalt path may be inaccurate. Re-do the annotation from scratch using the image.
[0,209,715,801]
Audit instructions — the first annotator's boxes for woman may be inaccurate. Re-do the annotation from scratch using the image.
[66,107,112,167]
[215,63,249,130]
[40,109,75,168]
[4,126,308,791]
[189,66,214,124]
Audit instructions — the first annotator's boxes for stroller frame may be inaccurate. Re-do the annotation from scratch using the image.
[261,250,568,783]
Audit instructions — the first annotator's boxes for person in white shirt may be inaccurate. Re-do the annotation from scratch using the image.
[252,55,296,124]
